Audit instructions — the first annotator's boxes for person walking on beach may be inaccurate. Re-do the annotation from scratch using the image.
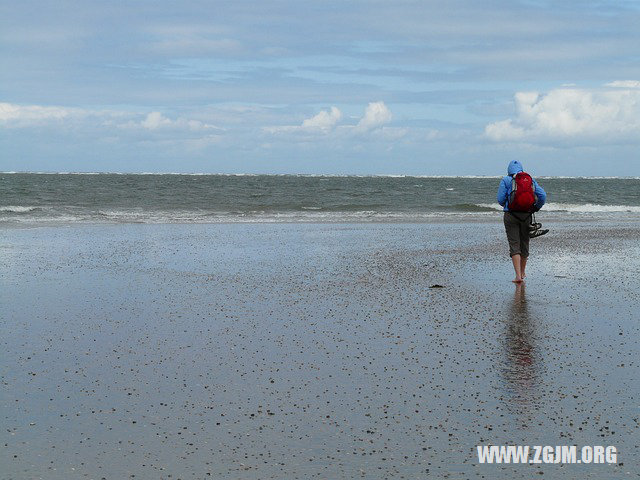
[497,160,546,283]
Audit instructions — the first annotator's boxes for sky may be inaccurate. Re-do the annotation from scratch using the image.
[1,0,639,175]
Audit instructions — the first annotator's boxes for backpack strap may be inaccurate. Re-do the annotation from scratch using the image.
[509,175,517,207]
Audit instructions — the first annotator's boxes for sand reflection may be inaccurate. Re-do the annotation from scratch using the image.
[501,283,542,428]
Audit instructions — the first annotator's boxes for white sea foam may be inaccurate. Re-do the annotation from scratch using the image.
[475,203,504,211]
[0,205,39,213]
[543,202,640,213]
[0,214,80,224]
[1,209,496,225]
[475,202,640,213]
[4,204,639,225]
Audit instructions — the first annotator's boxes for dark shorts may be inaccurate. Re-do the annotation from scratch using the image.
[503,211,531,257]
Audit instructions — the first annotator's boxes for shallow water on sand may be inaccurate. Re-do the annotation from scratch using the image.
[1,222,638,479]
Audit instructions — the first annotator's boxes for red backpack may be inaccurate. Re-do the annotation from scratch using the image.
[509,172,536,212]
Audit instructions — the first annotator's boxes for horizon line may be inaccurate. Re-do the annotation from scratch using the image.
[2,171,640,180]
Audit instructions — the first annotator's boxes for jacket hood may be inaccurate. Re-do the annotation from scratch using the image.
[507,160,523,176]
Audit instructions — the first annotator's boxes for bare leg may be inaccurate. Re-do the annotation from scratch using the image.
[521,256,528,278]
[511,254,523,283]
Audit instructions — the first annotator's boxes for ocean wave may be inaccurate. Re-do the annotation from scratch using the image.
[1,209,496,225]
[2,202,639,225]
[0,205,40,213]
[96,209,215,222]
[3,204,640,226]
[452,203,498,212]
[475,203,504,211]
[0,214,80,224]
[475,202,640,213]
[543,203,640,213]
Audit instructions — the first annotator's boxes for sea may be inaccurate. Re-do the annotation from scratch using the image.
[1,173,639,226]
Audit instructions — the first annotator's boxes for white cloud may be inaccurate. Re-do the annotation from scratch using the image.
[301,106,342,131]
[0,102,131,129]
[264,106,342,134]
[132,112,218,131]
[606,80,640,89]
[141,112,172,129]
[355,101,392,132]
[485,82,640,144]
[263,102,396,140]
[0,102,83,126]
[0,102,219,133]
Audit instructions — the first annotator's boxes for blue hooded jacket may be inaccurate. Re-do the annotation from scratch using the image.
[497,160,546,212]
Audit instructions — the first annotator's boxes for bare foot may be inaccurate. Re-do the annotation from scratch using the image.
[512,277,523,283]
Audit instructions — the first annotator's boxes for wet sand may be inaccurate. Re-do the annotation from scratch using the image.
[2,221,639,479]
